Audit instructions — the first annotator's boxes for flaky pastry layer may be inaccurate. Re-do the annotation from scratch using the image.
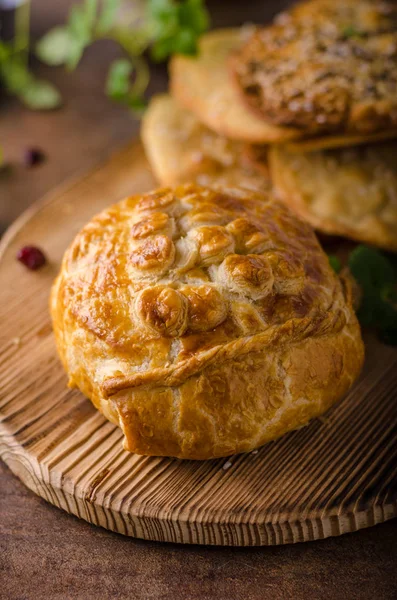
[269,142,397,251]
[141,93,270,190]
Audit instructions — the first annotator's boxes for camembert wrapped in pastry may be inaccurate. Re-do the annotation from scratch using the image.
[51,184,364,459]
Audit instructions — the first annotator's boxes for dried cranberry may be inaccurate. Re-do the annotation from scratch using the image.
[17,246,47,270]
[24,148,46,168]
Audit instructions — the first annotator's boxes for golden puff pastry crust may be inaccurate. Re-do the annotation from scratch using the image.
[51,184,364,459]
[232,0,397,137]
[269,142,397,251]
[141,93,270,190]
[170,29,301,144]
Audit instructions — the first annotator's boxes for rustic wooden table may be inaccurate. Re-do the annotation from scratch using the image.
[1,1,396,599]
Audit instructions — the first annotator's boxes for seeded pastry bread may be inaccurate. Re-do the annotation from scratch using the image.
[269,141,397,251]
[51,185,363,459]
[232,0,397,137]
[171,25,396,151]
[141,93,270,190]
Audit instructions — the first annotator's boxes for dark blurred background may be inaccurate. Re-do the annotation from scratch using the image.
[0,0,290,233]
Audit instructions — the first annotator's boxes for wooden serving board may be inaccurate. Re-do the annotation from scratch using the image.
[1,143,397,546]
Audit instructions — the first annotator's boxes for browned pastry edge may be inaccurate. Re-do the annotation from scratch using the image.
[56,313,363,459]
[102,307,347,396]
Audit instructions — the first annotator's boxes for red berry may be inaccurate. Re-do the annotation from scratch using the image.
[24,148,46,168]
[17,246,47,270]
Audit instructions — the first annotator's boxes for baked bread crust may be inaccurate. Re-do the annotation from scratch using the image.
[170,29,301,144]
[232,0,397,136]
[269,142,397,251]
[51,184,364,459]
[141,93,270,190]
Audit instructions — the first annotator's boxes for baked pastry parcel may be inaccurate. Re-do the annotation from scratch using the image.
[141,93,270,190]
[51,184,364,459]
[171,26,397,150]
[269,141,397,251]
[232,0,397,137]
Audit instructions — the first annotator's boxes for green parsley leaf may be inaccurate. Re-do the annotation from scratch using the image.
[68,5,91,46]
[148,0,210,61]
[126,95,147,113]
[65,39,87,71]
[173,28,198,55]
[36,27,76,66]
[112,27,149,57]
[328,254,342,274]
[1,50,62,109]
[147,0,179,43]
[106,58,133,101]
[150,38,173,62]
[37,0,99,72]
[33,0,210,114]
[349,246,395,296]
[0,41,11,62]
[179,0,210,35]
[348,245,397,342]
[65,0,98,69]
[96,0,122,35]
[0,58,31,94]
[20,79,62,110]
[148,0,179,26]
[70,0,97,41]
[85,0,98,26]
[0,32,61,110]
[106,57,148,115]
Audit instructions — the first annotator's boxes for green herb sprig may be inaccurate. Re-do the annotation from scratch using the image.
[329,245,397,345]
[36,0,210,112]
[328,254,341,274]
[0,2,61,110]
[0,0,209,114]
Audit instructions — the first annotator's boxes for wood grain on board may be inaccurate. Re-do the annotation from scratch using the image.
[0,143,396,546]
